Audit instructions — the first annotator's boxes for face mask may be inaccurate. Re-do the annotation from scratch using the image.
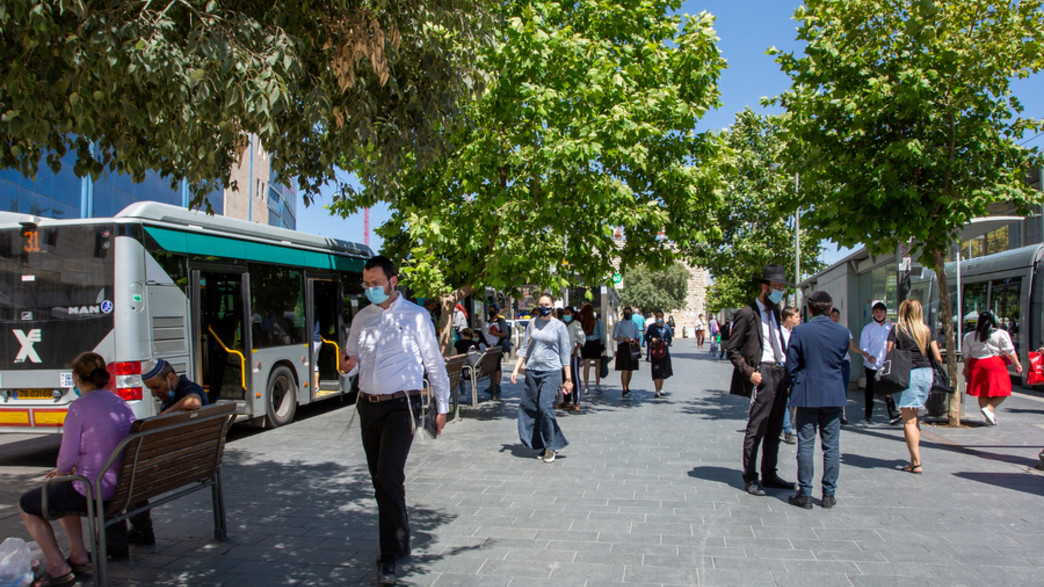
[538,306,553,317]
[657,319,664,325]
[874,315,885,323]
[563,315,572,323]
[72,385,82,398]
[623,313,632,319]
[365,285,389,305]
[767,289,784,304]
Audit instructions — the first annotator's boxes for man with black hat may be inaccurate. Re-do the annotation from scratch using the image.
[857,301,900,423]
[726,264,796,496]
[784,290,852,509]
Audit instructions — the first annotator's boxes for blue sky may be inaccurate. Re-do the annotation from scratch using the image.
[297,0,1044,266]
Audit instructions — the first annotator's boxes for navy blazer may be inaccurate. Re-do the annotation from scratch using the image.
[784,316,851,408]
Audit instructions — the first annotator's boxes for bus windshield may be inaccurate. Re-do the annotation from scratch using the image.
[0,224,115,370]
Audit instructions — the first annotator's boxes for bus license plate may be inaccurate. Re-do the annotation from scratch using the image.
[16,389,54,400]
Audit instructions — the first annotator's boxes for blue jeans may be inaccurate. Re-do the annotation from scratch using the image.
[795,407,842,497]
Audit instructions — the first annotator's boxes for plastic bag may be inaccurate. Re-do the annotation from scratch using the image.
[1027,352,1044,385]
[0,537,32,587]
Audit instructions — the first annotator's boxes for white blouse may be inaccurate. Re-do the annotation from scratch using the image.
[962,329,1016,360]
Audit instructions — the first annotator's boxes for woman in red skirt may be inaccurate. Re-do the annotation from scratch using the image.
[962,312,1022,426]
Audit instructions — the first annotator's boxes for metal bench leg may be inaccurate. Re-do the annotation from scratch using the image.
[212,471,229,541]
[471,373,480,408]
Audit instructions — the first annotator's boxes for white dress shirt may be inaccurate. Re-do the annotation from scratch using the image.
[345,293,451,414]
[859,320,892,371]
[755,299,785,365]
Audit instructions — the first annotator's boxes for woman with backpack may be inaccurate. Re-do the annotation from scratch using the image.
[644,310,674,397]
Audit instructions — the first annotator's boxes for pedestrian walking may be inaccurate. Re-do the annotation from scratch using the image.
[560,306,585,410]
[695,313,707,348]
[718,317,731,359]
[578,302,605,393]
[857,301,900,424]
[613,306,642,396]
[511,292,572,462]
[780,306,801,445]
[341,256,450,585]
[963,312,1022,426]
[631,310,647,363]
[726,263,796,496]
[887,299,941,474]
[645,311,674,397]
[784,291,851,510]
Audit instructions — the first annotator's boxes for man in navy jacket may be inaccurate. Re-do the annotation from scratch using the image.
[783,290,852,509]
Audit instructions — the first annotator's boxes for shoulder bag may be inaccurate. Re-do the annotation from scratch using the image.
[928,354,954,394]
[874,346,913,396]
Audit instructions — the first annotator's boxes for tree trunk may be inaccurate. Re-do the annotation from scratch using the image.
[438,284,477,356]
[932,247,961,426]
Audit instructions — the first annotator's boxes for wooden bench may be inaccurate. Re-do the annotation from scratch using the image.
[43,402,236,586]
[461,347,503,407]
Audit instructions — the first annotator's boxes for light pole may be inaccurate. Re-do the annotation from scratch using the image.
[794,172,801,311]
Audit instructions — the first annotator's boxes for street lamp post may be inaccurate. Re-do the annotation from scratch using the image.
[794,172,801,311]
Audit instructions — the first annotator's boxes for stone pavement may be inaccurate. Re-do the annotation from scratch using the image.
[1,337,1043,586]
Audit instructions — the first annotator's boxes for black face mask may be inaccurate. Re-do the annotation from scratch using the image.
[623,313,632,319]
[874,315,886,324]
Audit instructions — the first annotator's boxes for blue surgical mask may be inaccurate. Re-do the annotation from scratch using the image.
[657,319,664,325]
[768,289,784,304]
[563,315,572,323]
[72,386,82,398]
[538,306,553,317]
[365,285,390,305]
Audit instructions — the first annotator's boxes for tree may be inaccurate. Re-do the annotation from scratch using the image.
[0,0,490,202]
[772,0,1044,425]
[337,0,726,351]
[620,262,689,314]
[687,109,822,314]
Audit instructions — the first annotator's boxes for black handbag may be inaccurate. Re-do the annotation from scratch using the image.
[929,355,954,394]
[599,355,610,378]
[875,347,913,396]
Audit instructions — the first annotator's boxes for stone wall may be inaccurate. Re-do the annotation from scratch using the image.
[672,263,709,338]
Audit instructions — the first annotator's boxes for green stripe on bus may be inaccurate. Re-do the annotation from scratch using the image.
[145,226,365,272]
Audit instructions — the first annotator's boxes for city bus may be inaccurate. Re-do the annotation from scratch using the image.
[0,201,372,432]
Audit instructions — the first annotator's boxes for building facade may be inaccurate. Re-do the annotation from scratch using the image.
[0,136,295,228]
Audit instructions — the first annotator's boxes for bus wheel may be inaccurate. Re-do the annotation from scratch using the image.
[265,366,298,428]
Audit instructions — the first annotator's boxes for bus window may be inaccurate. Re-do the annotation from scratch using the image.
[250,265,305,348]
[962,282,988,333]
[990,277,1021,352]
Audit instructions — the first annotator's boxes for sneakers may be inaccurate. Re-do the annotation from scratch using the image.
[864,417,873,425]
[981,406,996,425]
[782,432,796,445]
[542,449,556,463]
[889,414,903,425]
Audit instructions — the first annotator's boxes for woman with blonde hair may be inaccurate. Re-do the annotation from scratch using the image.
[885,300,942,473]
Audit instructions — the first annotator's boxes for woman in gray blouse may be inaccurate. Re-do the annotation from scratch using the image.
[511,292,572,462]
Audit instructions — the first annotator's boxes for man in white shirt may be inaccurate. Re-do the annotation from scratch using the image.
[856,301,899,424]
[342,256,450,585]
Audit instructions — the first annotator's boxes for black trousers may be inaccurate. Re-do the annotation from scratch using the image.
[742,364,788,484]
[358,395,418,563]
[863,367,897,419]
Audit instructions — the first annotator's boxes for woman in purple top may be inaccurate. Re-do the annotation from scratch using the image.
[18,352,135,586]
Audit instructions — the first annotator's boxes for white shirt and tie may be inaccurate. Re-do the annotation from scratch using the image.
[755,298,785,365]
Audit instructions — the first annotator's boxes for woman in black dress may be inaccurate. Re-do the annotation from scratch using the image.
[644,311,674,397]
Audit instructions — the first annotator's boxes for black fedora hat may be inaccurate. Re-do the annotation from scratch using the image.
[753,264,794,287]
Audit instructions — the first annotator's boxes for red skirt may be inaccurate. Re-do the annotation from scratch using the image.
[965,356,1012,397]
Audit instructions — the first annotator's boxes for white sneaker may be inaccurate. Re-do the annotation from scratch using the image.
[981,406,996,425]
[543,449,556,462]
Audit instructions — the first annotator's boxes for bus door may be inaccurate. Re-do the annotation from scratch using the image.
[191,267,250,404]
[307,277,343,399]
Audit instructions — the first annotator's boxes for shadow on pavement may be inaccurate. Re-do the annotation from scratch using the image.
[951,471,1044,497]
[840,452,908,470]
[105,448,472,584]
[687,465,745,491]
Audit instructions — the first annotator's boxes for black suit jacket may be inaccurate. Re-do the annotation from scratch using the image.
[726,300,785,397]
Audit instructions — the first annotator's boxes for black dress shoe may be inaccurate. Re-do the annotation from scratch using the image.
[762,477,795,490]
[377,561,396,585]
[821,495,837,509]
[788,494,813,509]
[744,481,766,496]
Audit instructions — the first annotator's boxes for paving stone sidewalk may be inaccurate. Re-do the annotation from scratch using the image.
[1,337,1042,586]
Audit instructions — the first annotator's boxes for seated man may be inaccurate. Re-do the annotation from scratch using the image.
[108,359,208,555]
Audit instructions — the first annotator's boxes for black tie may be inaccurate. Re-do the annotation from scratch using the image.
[766,310,784,363]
